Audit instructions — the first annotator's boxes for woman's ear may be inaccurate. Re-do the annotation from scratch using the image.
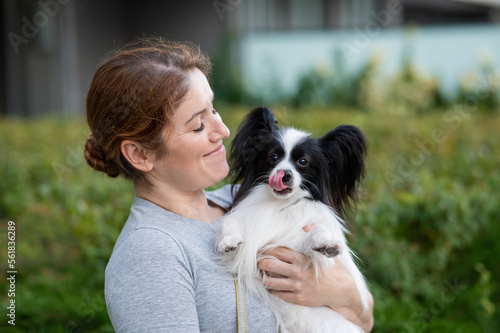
[120,140,154,172]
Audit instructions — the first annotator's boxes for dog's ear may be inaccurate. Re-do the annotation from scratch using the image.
[229,107,279,200]
[319,125,367,218]
[233,106,279,140]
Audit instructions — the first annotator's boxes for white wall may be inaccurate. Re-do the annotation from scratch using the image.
[240,24,500,100]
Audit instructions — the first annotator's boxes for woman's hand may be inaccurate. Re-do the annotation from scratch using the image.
[257,247,374,332]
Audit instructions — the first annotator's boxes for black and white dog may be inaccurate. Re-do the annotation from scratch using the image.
[217,107,370,332]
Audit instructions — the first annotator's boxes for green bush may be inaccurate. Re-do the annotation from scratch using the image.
[0,108,498,332]
[457,59,500,114]
[290,50,381,110]
[211,32,249,105]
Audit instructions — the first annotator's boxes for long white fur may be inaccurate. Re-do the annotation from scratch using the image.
[217,128,370,333]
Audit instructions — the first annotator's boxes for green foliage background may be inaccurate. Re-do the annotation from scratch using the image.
[0,104,498,332]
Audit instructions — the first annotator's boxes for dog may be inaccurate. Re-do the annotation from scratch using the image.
[216,107,370,332]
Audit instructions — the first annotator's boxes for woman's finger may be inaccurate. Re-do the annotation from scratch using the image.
[264,274,296,292]
[264,246,307,266]
[258,256,294,278]
[303,224,315,232]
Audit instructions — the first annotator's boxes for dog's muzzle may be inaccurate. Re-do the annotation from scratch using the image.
[269,169,293,192]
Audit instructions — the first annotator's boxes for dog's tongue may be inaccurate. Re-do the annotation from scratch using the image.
[269,170,288,191]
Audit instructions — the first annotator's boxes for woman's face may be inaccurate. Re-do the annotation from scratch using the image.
[149,68,230,192]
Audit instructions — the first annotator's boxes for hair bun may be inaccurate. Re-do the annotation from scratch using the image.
[84,134,120,177]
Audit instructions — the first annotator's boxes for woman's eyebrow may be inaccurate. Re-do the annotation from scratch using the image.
[185,110,206,126]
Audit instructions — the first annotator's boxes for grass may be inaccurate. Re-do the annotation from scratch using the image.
[0,106,499,332]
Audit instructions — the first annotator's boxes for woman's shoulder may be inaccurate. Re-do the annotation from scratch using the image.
[205,184,240,209]
[112,194,224,253]
[110,222,184,265]
[111,197,193,253]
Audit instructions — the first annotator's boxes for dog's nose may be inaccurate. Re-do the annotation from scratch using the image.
[282,170,292,184]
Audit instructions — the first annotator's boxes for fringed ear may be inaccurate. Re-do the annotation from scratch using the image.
[319,125,367,218]
[229,107,279,204]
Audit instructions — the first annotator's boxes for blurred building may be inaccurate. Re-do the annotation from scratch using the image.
[1,0,500,116]
[232,0,500,101]
[1,0,227,117]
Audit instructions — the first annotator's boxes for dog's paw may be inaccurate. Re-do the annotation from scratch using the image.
[307,224,343,258]
[313,243,342,258]
[217,234,244,253]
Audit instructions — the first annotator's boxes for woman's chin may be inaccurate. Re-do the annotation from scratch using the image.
[216,162,230,183]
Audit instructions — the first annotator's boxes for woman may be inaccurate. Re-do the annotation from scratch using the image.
[84,38,373,332]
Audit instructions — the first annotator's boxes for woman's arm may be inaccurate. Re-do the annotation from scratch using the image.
[257,247,374,332]
[106,228,201,332]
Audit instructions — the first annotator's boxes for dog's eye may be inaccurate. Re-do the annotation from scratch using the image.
[298,158,308,166]
[268,153,279,164]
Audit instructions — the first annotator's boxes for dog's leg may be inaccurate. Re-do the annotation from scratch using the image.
[305,224,343,258]
[216,216,245,253]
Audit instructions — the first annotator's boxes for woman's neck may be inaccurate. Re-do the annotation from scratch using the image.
[135,183,223,222]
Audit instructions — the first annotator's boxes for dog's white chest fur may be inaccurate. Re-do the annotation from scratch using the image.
[217,185,369,333]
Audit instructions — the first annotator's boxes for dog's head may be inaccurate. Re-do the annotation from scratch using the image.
[229,107,367,218]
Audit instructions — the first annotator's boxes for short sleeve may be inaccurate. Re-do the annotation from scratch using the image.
[205,184,240,209]
[105,228,200,333]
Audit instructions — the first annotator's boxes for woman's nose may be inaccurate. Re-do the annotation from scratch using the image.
[209,115,230,142]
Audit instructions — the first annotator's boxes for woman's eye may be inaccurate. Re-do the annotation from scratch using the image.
[298,158,308,166]
[194,123,205,132]
[268,153,279,164]
[212,108,218,115]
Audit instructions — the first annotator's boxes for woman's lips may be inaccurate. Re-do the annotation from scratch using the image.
[203,144,226,157]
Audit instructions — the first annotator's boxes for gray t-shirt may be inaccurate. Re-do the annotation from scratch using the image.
[105,185,278,332]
